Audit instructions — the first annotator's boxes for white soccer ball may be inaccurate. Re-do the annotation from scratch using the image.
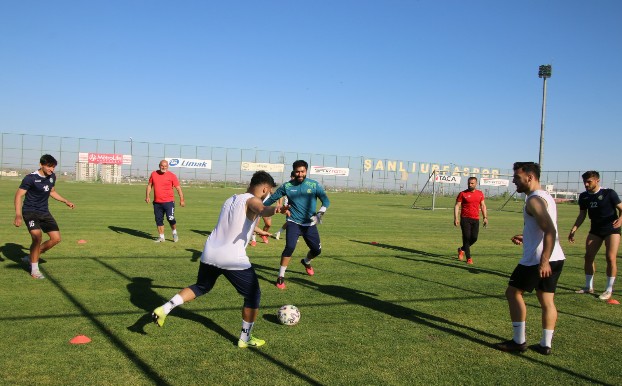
[277,305,301,326]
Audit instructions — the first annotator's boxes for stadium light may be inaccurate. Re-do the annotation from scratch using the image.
[129,137,133,182]
[538,65,552,169]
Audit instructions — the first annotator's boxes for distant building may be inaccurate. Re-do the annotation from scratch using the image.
[75,162,97,181]
[100,164,122,183]
[75,162,122,183]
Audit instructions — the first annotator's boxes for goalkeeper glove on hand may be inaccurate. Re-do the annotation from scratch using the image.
[313,211,324,225]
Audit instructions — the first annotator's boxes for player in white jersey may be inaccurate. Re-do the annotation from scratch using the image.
[151,171,289,348]
[495,162,565,356]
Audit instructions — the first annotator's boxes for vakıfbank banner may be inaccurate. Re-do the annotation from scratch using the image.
[480,178,510,187]
[310,166,350,176]
[240,162,284,173]
[166,158,212,169]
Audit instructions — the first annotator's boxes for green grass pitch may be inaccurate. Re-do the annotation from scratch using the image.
[0,180,620,385]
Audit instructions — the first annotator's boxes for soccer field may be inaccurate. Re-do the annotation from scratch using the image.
[0,180,620,385]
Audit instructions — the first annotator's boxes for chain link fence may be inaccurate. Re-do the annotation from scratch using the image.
[1,132,620,197]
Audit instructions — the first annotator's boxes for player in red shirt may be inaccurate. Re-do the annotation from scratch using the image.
[454,177,488,264]
[145,160,185,242]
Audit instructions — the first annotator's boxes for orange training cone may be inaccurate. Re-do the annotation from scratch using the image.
[77,240,87,244]
[607,298,620,305]
[70,335,91,344]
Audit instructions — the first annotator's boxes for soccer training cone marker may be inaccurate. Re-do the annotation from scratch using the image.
[70,335,91,344]
[77,239,87,244]
[607,298,620,305]
[371,241,378,245]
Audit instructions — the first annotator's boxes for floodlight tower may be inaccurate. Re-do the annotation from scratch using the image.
[129,137,133,182]
[538,64,552,170]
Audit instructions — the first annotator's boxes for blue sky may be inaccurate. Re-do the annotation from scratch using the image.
[1,0,621,171]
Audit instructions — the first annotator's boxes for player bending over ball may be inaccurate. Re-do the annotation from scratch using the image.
[152,171,289,348]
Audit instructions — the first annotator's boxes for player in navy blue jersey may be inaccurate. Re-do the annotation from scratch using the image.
[14,154,75,279]
[569,171,622,300]
[263,160,330,289]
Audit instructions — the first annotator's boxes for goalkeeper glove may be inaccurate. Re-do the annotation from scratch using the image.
[311,210,325,225]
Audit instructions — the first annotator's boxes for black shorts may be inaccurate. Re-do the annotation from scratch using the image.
[188,263,261,309]
[589,227,621,239]
[22,211,59,233]
[508,260,564,293]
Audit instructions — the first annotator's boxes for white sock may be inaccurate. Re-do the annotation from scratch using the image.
[585,274,594,289]
[163,294,184,315]
[172,229,178,235]
[159,234,165,239]
[512,321,526,344]
[540,329,554,348]
[240,320,254,342]
[605,276,616,292]
[252,234,257,242]
[31,262,39,273]
[279,266,287,277]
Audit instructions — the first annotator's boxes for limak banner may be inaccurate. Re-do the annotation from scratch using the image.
[166,158,212,169]
[79,152,131,165]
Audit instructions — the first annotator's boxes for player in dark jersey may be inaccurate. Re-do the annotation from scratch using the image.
[569,171,622,300]
[14,154,75,279]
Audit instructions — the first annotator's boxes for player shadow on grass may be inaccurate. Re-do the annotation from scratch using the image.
[186,248,202,262]
[290,277,505,348]
[109,226,155,240]
[126,276,237,344]
[0,242,46,270]
[391,253,510,278]
[351,239,518,280]
[190,229,211,237]
[350,240,445,258]
[289,278,615,383]
[353,240,579,292]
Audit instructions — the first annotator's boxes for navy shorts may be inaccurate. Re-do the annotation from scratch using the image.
[153,202,176,226]
[508,260,564,293]
[189,263,261,309]
[283,222,322,258]
[589,227,621,239]
[22,211,59,233]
